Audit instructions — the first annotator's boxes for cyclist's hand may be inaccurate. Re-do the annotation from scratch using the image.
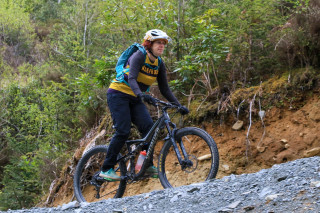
[178,105,189,115]
[138,93,156,105]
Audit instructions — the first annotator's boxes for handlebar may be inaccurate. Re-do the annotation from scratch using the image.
[152,97,181,110]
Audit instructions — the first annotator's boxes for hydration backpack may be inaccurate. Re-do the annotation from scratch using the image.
[113,43,161,86]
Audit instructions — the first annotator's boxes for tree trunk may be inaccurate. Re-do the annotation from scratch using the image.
[177,0,182,61]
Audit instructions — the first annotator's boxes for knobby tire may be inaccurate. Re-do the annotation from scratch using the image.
[73,145,126,202]
[158,127,219,188]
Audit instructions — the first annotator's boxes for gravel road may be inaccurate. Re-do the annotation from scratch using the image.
[3,156,320,213]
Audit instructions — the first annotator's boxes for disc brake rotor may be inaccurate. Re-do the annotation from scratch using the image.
[183,155,198,173]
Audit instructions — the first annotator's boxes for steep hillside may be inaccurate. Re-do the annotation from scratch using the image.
[42,87,320,207]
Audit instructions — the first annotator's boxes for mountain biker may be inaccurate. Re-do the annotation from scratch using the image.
[99,29,189,181]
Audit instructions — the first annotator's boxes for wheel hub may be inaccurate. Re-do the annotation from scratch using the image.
[181,155,198,173]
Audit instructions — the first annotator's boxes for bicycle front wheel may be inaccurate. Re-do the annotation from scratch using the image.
[158,127,219,188]
[73,145,127,203]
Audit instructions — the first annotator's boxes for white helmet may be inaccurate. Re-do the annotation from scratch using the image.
[144,29,171,44]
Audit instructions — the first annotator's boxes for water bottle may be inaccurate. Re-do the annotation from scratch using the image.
[135,150,147,172]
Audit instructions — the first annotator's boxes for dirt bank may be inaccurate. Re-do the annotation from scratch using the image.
[44,93,320,207]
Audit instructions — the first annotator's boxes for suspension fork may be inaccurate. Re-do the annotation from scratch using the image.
[165,121,189,165]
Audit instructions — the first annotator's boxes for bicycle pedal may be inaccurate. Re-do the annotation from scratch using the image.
[95,176,107,182]
[91,172,106,185]
[90,179,102,188]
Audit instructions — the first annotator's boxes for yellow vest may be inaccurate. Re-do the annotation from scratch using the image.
[109,55,159,96]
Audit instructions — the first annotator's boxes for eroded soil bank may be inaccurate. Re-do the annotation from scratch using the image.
[45,94,320,207]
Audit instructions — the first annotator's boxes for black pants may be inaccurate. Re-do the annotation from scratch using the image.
[102,92,153,171]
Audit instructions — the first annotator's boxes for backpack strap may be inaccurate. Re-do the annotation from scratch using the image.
[115,43,146,74]
[113,43,162,91]
[113,43,147,86]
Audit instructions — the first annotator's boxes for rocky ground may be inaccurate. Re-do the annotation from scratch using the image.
[2,156,320,213]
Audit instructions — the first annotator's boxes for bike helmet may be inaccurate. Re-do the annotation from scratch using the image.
[144,29,171,44]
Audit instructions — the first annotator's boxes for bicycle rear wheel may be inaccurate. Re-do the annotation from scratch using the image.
[158,127,219,188]
[73,145,127,202]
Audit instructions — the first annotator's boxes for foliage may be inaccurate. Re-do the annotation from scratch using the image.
[0,0,35,69]
[203,0,287,85]
[0,1,34,45]
[0,156,41,210]
[0,0,319,210]
[271,0,320,68]
[0,79,84,209]
[174,9,228,95]
[98,0,177,48]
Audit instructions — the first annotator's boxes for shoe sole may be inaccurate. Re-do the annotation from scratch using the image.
[104,177,120,182]
[99,174,121,181]
[145,172,158,178]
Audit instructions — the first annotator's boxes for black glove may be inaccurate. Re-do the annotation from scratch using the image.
[138,93,156,105]
[178,105,189,115]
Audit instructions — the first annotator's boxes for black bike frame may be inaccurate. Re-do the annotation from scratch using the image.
[115,104,188,180]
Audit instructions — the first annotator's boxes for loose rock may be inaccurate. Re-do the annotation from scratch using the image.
[232,120,243,131]
[2,157,320,213]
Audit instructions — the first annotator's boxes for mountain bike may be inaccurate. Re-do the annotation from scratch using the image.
[73,98,219,203]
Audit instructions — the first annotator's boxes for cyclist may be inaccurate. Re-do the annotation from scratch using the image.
[100,29,189,181]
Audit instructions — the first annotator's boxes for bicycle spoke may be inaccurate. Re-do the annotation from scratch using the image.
[73,145,127,202]
[99,188,120,198]
[159,127,219,188]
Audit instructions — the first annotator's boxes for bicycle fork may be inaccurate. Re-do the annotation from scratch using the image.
[165,122,193,170]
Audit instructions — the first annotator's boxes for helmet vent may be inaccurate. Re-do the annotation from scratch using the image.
[144,29,171,43]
